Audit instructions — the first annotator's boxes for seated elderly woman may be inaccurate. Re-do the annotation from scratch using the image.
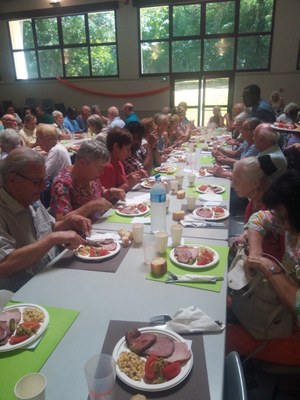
[87,114,103,138]
[52,110,71,139]
[212,117,261,179]
[18,114,37,148]
[230,156,285,261]
[0,129,22,159]
[208,106,225,128]
[50,140,125,221]
[100,127,147,192]
[277,102,298,123]
[227,169,300,365]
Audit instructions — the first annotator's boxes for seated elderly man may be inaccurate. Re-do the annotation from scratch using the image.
[122,103,140,124]
[1,114,18,131]
[0,147,89,292]
[76,105,91,132]
[254,123,287,181]
[36,124,71,182]
[18,114,38,148]
[0,129,22,159]
[106,106,125,132]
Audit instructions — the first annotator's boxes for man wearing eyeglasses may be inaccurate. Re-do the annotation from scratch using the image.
[0,147,91,292]
[1,114,18,130]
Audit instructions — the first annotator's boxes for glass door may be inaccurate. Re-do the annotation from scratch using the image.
[173,75,234,126]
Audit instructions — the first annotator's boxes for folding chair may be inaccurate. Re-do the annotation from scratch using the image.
[224,351,248,400]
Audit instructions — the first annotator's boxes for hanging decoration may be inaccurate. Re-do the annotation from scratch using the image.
[56,76,170,98]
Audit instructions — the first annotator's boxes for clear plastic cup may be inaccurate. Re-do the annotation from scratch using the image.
[85,354,116,400]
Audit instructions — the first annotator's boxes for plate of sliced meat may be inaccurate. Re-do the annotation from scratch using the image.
[198,167,214,177]
[154,165,176,174]
[113,327,193,391]
[74,236,121,260]
[195,183,225,194]
[115,203,149,217]
[193,206,229,221]
[0,303,49,352]
[170,245,219,269]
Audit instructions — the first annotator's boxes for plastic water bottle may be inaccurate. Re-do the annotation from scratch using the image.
[150,175,166,233]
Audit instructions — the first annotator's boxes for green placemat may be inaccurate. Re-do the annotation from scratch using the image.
[186,186,228,200]
[146,244,228,293]
[200,154,214,165]
[0,301,79,400]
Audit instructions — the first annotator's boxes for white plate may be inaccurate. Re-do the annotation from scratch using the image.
[271,124,300,133]
[193,206,229,221]
[0,303,49,352]
[169,245,219,270]
[115,204,149,217]
[198,168,213,177]
[112,327,193,392]
[140,180,154,189]
[154,166,175,174]
[195,184,225,194]
[74,241,121,260]
[171,150,185,156]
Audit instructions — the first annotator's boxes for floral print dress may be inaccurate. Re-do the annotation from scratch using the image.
[50,166,105,220]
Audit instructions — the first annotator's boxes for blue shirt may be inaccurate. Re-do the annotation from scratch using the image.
[125,112,140,124]
[251,99,276,123]
[63,116,83,133]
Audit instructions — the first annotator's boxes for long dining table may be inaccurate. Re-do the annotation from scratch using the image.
[1,139,232,400]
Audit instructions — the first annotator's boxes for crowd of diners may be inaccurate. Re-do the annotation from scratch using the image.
[0,84,300,368]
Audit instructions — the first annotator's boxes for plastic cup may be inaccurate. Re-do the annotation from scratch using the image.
[14,373,46,400]
[188,174,195,187]
[132,223,144,244]
[155,231,168,254]
[171,224,183,247]
[170,180,179,194]
[85,354,116,400]
[186,195,196,211]
[175,174,184,190]
[143,235,157,265]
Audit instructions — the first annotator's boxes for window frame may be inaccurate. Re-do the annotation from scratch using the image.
[5,2,119,81]
[135,0,276,77]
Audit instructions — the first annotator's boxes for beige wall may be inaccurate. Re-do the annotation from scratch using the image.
[0,0,299,116]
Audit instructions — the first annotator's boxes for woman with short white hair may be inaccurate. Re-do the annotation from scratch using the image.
[0,129,22,159]
[50,140,125,221]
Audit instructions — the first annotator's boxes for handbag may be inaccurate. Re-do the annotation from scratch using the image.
[228,244,294,340]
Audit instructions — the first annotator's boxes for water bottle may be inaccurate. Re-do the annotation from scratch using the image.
[150,175,166,233]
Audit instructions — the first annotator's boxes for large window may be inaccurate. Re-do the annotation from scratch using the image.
[8,10,118,80]
[137,0,275,75]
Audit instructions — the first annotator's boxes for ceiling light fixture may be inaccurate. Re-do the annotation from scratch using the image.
[49,0,61,6]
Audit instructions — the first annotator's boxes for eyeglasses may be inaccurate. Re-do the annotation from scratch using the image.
[4,118,17,122]
[16,173,47,187]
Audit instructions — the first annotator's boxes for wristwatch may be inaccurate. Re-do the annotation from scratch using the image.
[264,264,283,279]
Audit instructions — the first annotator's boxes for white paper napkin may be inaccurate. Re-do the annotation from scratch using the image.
[180,214,207,228]
[198,193,223,203]
[165,305,224,333]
